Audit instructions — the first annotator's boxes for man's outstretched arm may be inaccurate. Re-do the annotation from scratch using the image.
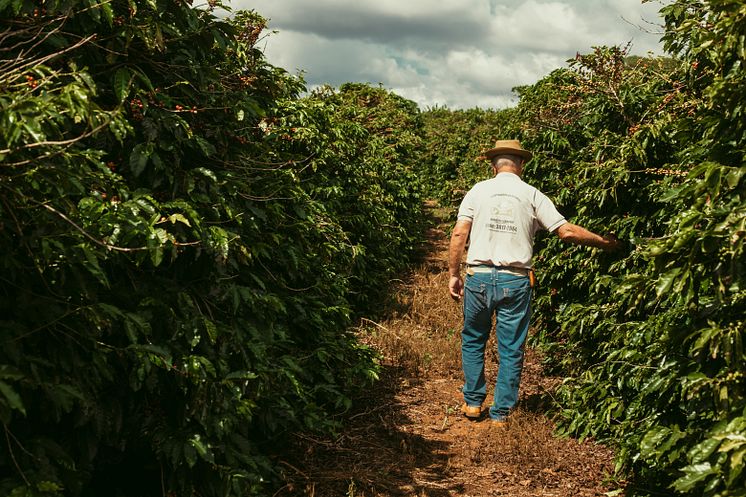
[556,222,619,251]
[448,220,472,300]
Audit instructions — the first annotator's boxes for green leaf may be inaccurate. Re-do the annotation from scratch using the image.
[129,143,150,177]
[150,246,164,267]
[183,442,197,468]
[689,437,721,464]
[0,365,25,381]
[224,371,258,381]
[128,344,172,364]
[113,68,131,103]
[673,463,716,491]
[726,167,744,188]
[194,137,217,157]
[0,380,26,416]
[641,426,670,458]
[0,0,15,12]
[656,267,681,296]
[81,245,109,286]
[134,68,154,91]
[194,167,217,182]
[190,434,214,463]
[167,213,191,227]
[203,317,218,344]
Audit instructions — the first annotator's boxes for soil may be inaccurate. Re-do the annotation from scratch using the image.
[273,202,620,497]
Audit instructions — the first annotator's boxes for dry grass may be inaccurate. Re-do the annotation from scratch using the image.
[457,412,616,495]
[359,206,463,377]
[274,202,619,497]
[359,270,463,377]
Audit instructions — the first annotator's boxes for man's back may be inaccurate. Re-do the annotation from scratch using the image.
[457,172,565,269]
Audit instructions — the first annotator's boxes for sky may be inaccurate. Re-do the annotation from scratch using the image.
[229,0,668,110]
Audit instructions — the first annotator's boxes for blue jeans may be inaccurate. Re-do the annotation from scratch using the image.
[461,270,532,420]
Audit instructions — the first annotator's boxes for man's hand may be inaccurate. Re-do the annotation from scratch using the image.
[449,275,464,301]
[602,233,621,252]
[557,223,622,252]
[448,220,471,301]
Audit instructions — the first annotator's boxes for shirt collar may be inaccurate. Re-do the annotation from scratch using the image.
[495,172,521,180]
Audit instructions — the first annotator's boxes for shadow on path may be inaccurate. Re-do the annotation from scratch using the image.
[274,365,464,496]
[272,201,618,497]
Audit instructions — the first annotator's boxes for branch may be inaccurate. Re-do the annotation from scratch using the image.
[9,306,84,343]
[36,202,204,252]
[0,16,68,75]
[3,32,96,77]
[0,118,112,157]
[3,424,30,486]
[0,16,63,54]
[39,202,149,253]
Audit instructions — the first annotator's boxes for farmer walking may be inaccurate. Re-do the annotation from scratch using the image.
[448,139,619,425]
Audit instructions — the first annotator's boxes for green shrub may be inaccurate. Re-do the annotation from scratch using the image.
[0,2,424,495]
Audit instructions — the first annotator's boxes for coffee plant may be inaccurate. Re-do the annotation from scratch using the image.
[425,0,746,497]
[2,0,743,495]
[418,107,518,202]
[425,1,744,495]
[0,1,424,496]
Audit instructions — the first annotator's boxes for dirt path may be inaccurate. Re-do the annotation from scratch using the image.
[275,203,619,496]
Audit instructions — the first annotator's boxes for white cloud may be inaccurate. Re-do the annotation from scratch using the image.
[231,0,666,109]
[490,1,589,52]
[444,49,564,92]
[256,31,379,83]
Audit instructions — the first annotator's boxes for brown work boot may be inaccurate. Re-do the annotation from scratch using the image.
[490,411,509,428]
[461,403,482,420]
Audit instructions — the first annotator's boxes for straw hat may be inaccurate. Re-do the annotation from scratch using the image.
[482,139,532,161]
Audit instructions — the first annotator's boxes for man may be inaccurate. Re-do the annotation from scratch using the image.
[448,139,619,425]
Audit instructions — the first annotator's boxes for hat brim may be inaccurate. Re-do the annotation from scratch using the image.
[483,147,532,161]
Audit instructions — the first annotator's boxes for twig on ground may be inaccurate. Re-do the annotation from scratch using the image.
[348,402,396,420]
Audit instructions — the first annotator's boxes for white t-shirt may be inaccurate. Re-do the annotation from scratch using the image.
[457,172,566,268]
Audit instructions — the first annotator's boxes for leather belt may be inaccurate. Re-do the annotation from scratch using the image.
[465,265,530,277]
